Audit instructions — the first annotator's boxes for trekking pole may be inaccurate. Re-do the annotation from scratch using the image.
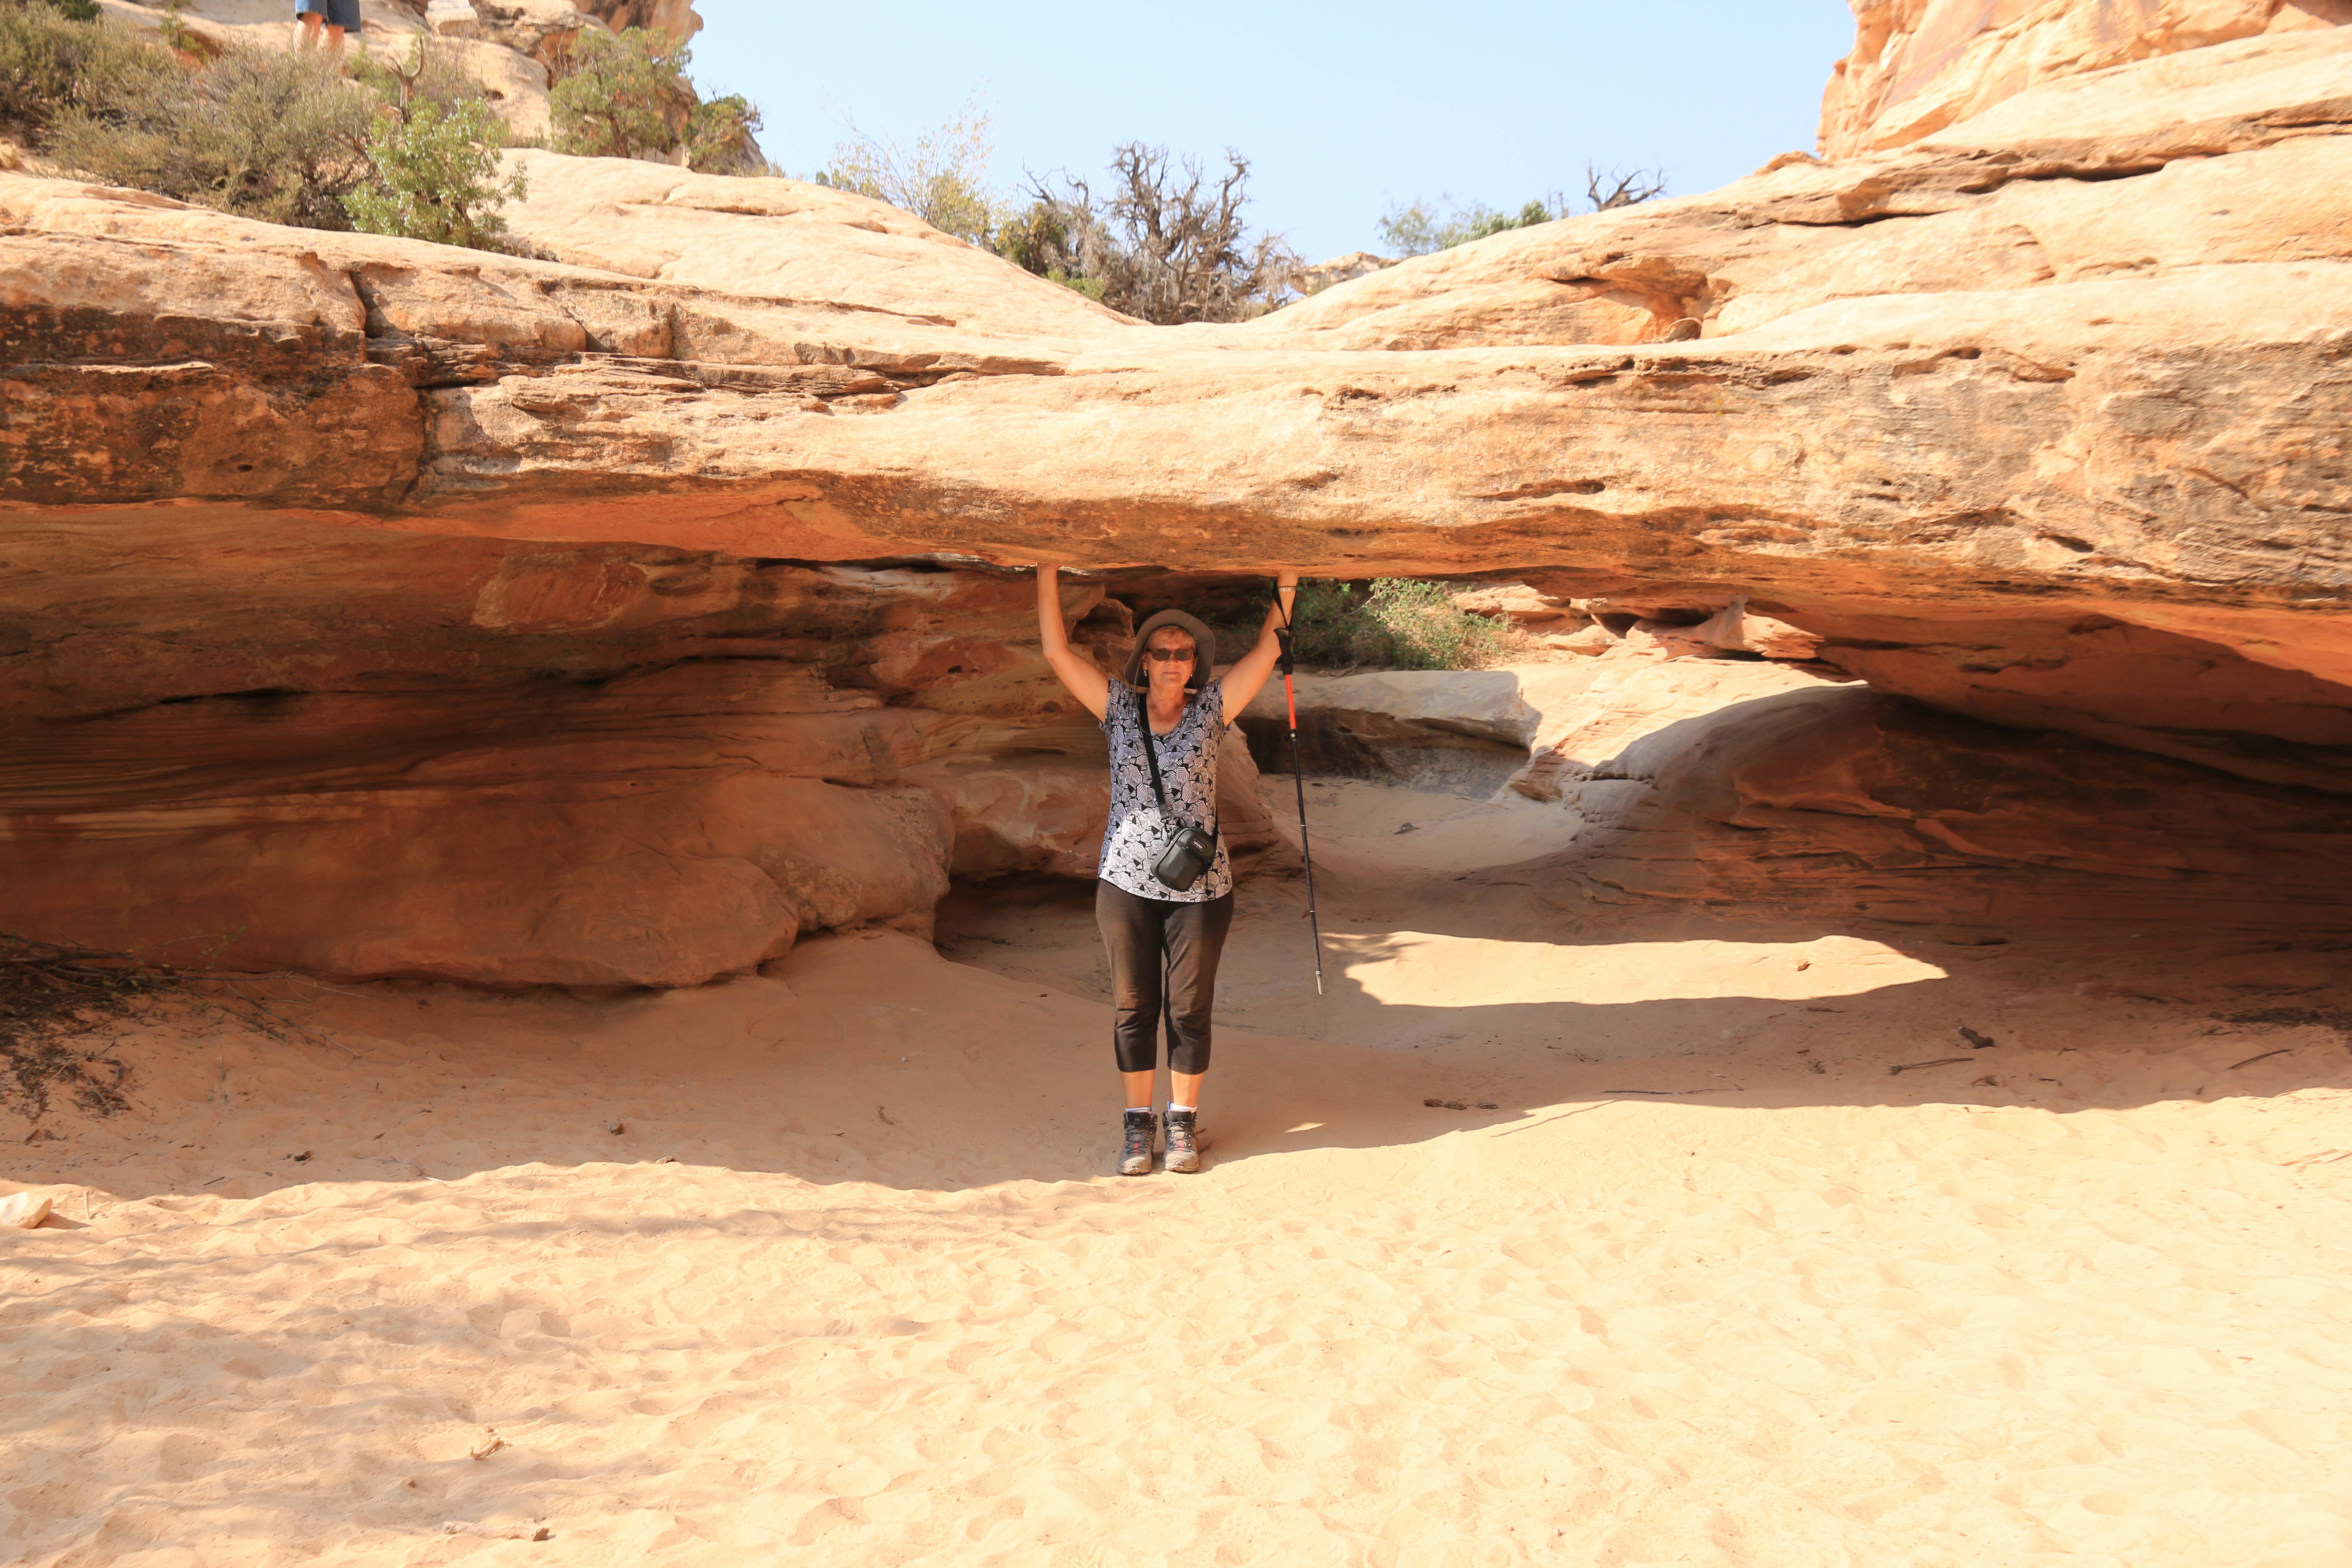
[1273,579,1325,995]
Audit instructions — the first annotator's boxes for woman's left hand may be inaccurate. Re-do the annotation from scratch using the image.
[1218,570,1303,717]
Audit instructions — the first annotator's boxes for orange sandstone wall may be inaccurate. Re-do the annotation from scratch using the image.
[1819,0,2352,155]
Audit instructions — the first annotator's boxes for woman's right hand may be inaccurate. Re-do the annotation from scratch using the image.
[1034,561,1109,720]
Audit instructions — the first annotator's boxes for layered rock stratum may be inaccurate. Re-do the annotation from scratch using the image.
[1,5,2346,983]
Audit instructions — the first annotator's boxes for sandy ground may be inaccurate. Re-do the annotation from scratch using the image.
[6,777,2352,1566]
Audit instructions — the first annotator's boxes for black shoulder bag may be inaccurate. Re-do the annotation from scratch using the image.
[1138,697,1219,893]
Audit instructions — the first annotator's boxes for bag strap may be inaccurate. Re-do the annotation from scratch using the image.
[1136,687,1217,839]
[1137,688,1176,820]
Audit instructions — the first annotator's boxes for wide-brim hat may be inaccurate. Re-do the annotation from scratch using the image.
[1122,609,1217,691]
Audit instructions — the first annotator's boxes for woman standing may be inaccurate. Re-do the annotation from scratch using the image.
[1034,566,1300,1175]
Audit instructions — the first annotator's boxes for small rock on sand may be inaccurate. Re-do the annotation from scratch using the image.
[1,1192,52,1230]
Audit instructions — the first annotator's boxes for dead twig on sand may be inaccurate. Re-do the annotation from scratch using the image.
[1889,1057,1973,1076]
[2228,1047,2293,1071]
[1602,1088,1734,1096]
[1,932,359,1127]
[1,933,147,1123]
[212,981,363,1062]
[1492,1103,1614,1136]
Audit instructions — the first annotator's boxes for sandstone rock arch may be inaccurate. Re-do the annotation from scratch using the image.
[1,7,2345,984]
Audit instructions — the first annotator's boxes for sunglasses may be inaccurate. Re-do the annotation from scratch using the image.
[1142,648,1195,663]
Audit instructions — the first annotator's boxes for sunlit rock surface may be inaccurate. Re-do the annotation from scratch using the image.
[1818,0,2351,157]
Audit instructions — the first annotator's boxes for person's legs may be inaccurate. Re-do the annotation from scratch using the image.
[294,9,322,46]
[1159,893,1233,1173]
[1161,892,1233,1096]
[1098,880,1169,1087]
[1096,881,1170,1173]
[314,0,357,54]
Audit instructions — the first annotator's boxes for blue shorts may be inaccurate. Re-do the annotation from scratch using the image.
[295,0,363,30]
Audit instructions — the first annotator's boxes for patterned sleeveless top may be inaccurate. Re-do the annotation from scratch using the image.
[1099,678,1233,903]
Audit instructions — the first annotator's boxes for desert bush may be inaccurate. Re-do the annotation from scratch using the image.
[820,96,1001,243]
[46,43,375,229]
[817,93,1289,317]
[344,41,524,248]
[1353,579,1507,670]
[350,33,489,117]
[992,199,1105,298]
[40,28,522,250]
[1378,165,1668,258]
[1010,144,1298,324]
[548,24,760,173]
[346,100,522,247]
[0,0,177,136]
[1221,579,1506,672]
[1586,165,1668,210]
[548,24,691,160]
[686,90,762,173]
[1378,196,1556,257]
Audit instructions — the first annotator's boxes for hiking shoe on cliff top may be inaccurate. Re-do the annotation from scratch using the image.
[1119,1109,1158,1176]
[1163,1109,1202,1174]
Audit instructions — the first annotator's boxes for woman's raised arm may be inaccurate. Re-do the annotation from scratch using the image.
[1217,571,1300,718]
[1035,565,1112,721]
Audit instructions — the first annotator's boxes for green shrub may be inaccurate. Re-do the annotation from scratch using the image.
[46,43,374,229]
[686,90,763,174]
[346,98,523,248]
[1360,579,1507,670]
[0,0,178,136]
[546,26,761,175]
[1223,579,1506,672]
[37,30,522,251]
[341,38,523,248]
[1377,169,1668,258]
[1378,197,1559,259]
[550,25,704,164]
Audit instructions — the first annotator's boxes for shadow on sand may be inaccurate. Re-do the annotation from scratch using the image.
[8,822,2349,1209]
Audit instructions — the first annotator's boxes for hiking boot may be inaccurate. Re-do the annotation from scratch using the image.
[1164,1108,1201,1174]
[1118,1109,1158,1176]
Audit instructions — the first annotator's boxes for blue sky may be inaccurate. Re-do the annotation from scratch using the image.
[689,3,1859,263]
